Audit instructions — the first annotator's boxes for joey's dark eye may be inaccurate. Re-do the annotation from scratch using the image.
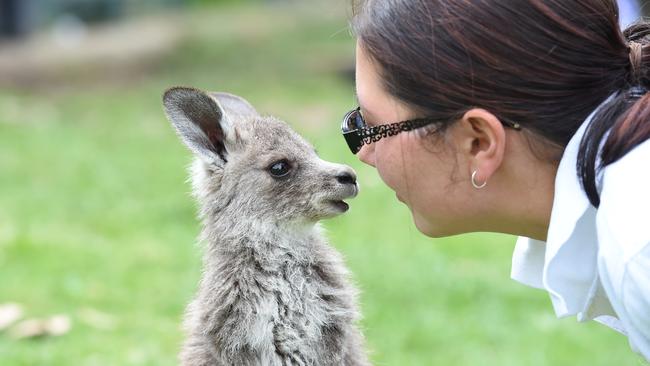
[268,160,291,177]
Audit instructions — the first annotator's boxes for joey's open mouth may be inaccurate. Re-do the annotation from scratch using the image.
[328,200,349,212]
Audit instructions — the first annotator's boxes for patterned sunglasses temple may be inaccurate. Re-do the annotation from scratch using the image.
[341,107,521,154]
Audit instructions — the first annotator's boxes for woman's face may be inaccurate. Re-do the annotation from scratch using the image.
[354,41,476,237]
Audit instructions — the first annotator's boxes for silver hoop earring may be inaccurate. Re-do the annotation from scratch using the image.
[471,170,487,189]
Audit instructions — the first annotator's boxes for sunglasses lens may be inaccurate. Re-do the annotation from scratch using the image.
[343,109,365,132]
[353,110,365,129]
[343,131,362,154]
[341,108,365,154]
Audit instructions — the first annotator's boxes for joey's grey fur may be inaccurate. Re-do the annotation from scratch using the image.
[162,87,370,366]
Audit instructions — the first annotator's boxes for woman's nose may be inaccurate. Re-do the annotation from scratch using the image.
[357,143,376,167]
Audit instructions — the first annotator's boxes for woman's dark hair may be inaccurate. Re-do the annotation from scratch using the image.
[351,0,650,207]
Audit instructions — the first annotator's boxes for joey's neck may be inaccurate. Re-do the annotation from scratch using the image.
[202,215,322,251]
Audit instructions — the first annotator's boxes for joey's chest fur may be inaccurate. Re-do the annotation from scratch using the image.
[189,234,355,364]
[200,234,352,332]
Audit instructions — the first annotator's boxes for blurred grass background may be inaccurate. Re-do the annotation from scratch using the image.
[0,1,646,365]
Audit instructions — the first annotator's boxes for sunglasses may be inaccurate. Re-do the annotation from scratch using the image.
[341,107,522,154]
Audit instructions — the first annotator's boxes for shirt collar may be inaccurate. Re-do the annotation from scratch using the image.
[511,95,617,320]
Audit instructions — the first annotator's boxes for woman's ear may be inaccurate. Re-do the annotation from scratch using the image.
[453,108,507,185]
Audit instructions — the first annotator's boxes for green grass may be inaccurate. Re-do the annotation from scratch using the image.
[0,2,646,365]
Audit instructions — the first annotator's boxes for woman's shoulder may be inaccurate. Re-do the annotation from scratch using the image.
[595,139,650,362]
[599,137,650,207]
[597,138,650,260]
[602,138,650,180]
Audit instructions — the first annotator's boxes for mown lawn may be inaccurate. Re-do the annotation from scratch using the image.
[0,1,645,365]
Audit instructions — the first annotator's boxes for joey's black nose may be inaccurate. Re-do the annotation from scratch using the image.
[336,171,357,185]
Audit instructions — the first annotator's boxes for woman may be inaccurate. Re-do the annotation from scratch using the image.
[342,0,650,360]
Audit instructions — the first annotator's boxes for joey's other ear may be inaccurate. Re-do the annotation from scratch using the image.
[162,87,235,164]
[208,92,258,120]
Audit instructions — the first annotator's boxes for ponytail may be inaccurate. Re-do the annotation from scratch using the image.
[578,22,650,207]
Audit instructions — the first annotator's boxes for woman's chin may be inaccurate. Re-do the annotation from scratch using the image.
[412,212,456,238]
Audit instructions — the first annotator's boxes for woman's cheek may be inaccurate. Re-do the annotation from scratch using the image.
[375,157,404,195]
[375,136,418,201]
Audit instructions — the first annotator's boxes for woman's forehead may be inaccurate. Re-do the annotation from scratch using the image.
[355,42,415,123]
[354,42,376,110]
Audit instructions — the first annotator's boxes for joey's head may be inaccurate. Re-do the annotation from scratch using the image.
[162,87,359,225]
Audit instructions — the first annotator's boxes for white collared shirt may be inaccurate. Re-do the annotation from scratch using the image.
[511,108,650,361]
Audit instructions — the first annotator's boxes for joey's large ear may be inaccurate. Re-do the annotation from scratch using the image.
[163,87,233,164]
[208,92,258,120]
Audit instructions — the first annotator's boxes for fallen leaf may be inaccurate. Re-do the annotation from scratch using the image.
[46,314,71,336]
[10,314,72,339]
[0,303,23,331]
[10,318,47,339]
